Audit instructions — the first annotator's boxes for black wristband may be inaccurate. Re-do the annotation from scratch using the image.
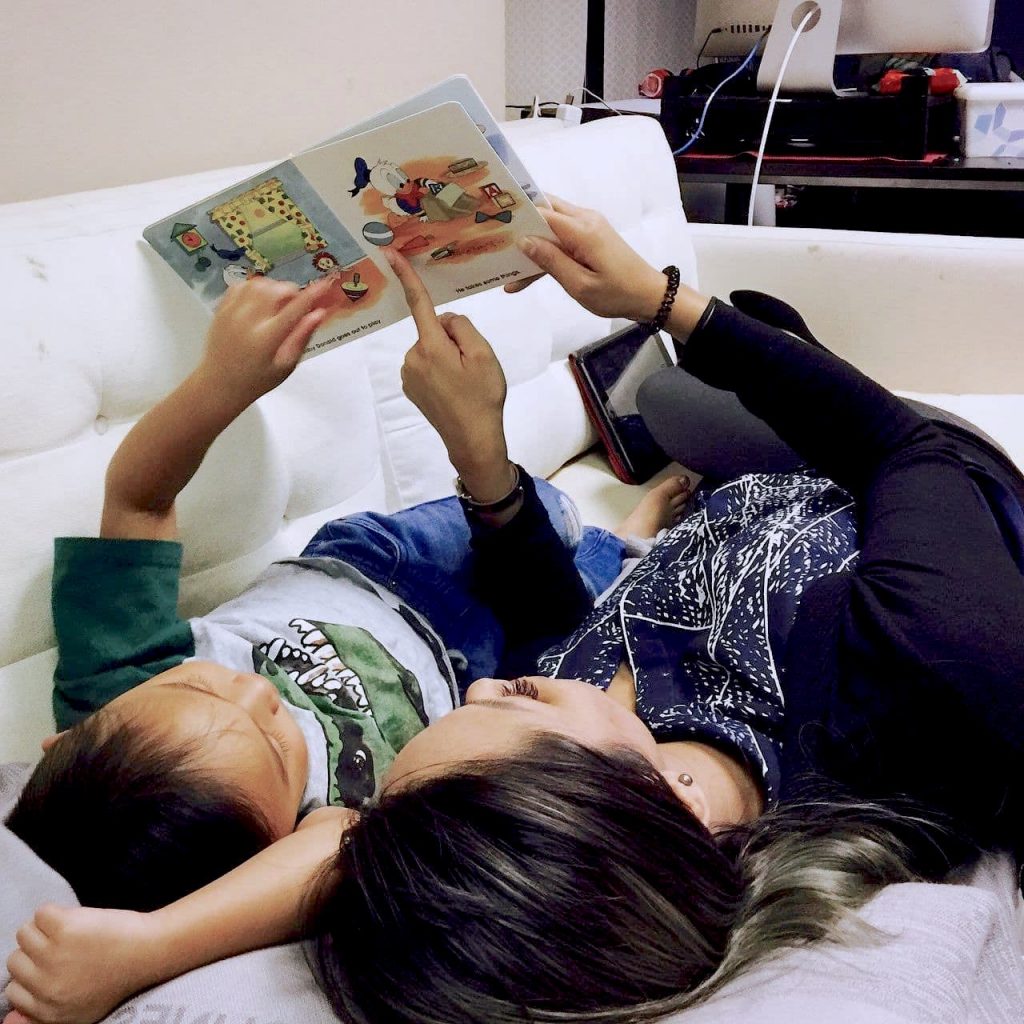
[669,295,720,363]
[455,463,525,517]
[646,265,681,334]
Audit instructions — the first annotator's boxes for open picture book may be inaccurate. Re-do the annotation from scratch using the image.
[144,77,553,359]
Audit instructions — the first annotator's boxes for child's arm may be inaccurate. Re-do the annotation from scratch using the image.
[51,277,331,725]
[101,277,330,541]
[3,808,354,1024]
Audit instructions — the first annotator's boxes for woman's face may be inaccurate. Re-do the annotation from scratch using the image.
[384,677,661,788]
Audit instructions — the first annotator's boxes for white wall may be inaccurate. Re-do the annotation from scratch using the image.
[0,1,505,203]
[506,0,695,109]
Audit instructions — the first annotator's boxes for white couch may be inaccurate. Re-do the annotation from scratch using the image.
[2,110,1024,1023]
[2,114,1024,768]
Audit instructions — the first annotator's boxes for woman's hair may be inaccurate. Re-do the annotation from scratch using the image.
[6,707,276,912]
[310,733,958,1024]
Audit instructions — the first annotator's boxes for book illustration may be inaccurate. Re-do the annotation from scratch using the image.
[208,178,326,273]
[316,75,543,203]
[480,181,518,209]
[210,243,247,261]
[145,162,387,324]
[348,150,521,267]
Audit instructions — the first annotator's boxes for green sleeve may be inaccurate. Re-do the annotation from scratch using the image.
[51,537,195,728]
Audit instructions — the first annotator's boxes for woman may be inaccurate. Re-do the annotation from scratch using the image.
[312,199,1024,1024]
[10,201,1023,1024]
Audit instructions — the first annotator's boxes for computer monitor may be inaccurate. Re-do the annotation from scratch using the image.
[695,0,996,93]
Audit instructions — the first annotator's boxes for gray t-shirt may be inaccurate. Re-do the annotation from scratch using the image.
[50,540,458,809]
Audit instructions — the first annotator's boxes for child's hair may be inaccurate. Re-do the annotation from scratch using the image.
[6,707,276,911]
[310,733,958,1024]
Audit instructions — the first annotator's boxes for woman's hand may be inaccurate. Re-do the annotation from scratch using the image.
[197,275,332,410]
[386,249,515,502]
[4,904,160,1024]
[507,196,667,322]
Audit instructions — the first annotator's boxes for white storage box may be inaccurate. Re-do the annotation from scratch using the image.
[957,82,1024,157]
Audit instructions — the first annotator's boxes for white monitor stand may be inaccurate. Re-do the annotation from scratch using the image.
[756,0,846,95]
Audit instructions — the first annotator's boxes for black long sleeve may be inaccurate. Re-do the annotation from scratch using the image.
[466,471,593,677]
[683,300,1024,857]
[682,299,927,497]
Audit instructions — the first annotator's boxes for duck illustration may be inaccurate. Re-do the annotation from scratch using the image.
[350,157,444,220]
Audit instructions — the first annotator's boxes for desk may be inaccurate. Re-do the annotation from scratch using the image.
[675,153,1024,231]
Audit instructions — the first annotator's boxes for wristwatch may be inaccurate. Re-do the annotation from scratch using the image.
[454,463,524,516]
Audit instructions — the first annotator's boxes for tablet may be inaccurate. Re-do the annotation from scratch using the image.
[569,323,672,484]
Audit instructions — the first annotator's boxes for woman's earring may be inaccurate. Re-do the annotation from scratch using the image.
[678,772,694,787]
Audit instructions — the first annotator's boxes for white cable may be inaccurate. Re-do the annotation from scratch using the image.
[747,8,817,227]
[579,86,625,115]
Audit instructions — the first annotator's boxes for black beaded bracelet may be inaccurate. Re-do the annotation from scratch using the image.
[646,265,681,334]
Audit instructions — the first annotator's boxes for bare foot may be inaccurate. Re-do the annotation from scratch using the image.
[615,475,694,540]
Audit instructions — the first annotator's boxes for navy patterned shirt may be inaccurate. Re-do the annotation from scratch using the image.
[537,470,858,805]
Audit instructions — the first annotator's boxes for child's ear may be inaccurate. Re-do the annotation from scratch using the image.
[41,731,68,752]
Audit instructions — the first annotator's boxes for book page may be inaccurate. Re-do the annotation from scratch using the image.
[142,160,409,358]
[314,75,544,204]
[143,90,554,361]
[296,102,553,312]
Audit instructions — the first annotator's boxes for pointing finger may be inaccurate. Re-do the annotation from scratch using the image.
[384,248,441,339]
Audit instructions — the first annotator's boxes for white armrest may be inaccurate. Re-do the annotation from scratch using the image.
[690,224,1024,394]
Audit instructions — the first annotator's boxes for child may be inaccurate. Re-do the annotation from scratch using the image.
[3,267,690,1023]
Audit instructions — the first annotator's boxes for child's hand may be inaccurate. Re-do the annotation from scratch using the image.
[197,276,332,407]
[386,250,514,501]
[4,904,159,1024]
[509,195,667,323]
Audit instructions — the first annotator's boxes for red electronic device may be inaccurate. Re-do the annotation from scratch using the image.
[878,67,966,96]
[639,68,672,99]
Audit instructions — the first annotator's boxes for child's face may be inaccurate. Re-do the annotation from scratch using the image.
[101,661,309,838]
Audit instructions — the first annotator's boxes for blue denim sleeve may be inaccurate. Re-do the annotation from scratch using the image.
[467,472,593,676]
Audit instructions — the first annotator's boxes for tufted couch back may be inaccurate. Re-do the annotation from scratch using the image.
[0,115,698,760]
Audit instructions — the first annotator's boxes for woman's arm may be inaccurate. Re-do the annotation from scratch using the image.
[518,197,926,498]
[386,249,593,660]
[3,808,353,1024]
[671,298,926,497]
[518,198,1024,633]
